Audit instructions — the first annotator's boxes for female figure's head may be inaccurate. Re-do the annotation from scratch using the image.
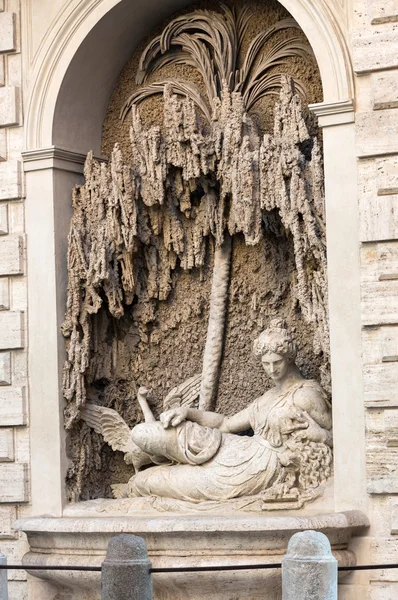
[253,320,297,383]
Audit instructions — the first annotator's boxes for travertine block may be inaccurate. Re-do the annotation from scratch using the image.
[0,55,4,87]
[0,203,8,234]
[15,427,29,462]
[11,349,26,385]
[7,581,29,597]
[368,538,398,581]
[10,277,26,310]
[353,24,398,73]
[0,506,17,539]
[0,235,23,275]
[371,0,398,24]
[0,12,16,52]
[8,201,24,233]
[1,539,28,580]
[0,86,19,126]
[7,53,21,87]
[390,498,398,532]
[362,325,398,364]
[368,585,398,600]
[384,409,398,445]
[372,72,398,109]
[0,311,24,349]
[0,351,11,384]
[0,463,28,502]
[0,386,26,424]
[0,160,20,200]
[0,428,14,461]
[0,130,6,161]
[359,193,398,241]
[0,277,9,309]
[357,110,398,157]
[364,362,398,405]
[361,242,398,325]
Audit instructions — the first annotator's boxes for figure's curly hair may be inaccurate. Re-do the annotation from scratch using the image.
[253,319,297,360]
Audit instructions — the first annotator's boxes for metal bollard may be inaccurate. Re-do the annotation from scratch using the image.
[282,530,337,600]
[101,534,152,600]
[0,553,8,600]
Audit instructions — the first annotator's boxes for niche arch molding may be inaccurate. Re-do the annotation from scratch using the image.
[22,0,365,516]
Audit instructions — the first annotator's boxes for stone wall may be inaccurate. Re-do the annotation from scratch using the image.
[0,1,29,598]
[353,1,398,598]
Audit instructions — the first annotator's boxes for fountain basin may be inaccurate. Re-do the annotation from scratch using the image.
[15,504,369,600]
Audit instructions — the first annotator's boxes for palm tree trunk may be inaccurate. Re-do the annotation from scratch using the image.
[199,234,232,410]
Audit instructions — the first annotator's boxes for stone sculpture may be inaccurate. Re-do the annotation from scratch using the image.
[82,321,332,510]
[62,2,329,501]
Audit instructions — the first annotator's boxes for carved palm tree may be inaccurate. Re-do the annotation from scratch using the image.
[121,5,313,410]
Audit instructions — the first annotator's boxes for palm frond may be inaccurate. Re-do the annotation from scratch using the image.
[245,74,306,111]
[242,34,313,109]
[121,80,212,123]
[238,18,305,92]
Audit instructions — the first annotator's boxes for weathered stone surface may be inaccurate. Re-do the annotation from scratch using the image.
[384,409,398,445]
[360,194,398,242]
[372,72,398,109]
[0,235,23,275]
[0,160,21,200]
[282,531,337,600]
[370,0,398,23]
[0,12,16,52]
[0,311,24,349]
[363,363,398,405]
[0,351,11,384]
[0,86,19,127]
[390,498,398,533]
[16,511,367,599]
[361,242,398,325]
[0,387,26,425]
[0,203,8,235]
[0,56,4,88]
[353,24,398,73]
[7,581,28,599]
[358,157,398,241]
[0,428,14,461]
[102,535,152,600]
[0,130,6,161]
[0,277,9,310]
[0,506,17,539]
[0,463,28,502]
[357,110,398,157]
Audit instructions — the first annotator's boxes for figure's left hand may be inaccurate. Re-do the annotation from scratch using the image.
[293,422,327,444]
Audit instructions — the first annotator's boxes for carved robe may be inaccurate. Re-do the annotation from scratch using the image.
[129,380,324,502]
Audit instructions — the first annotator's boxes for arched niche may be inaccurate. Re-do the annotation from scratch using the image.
[22,0,366,517]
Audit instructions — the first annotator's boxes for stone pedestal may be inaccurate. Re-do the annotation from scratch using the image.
[15,505,369,600]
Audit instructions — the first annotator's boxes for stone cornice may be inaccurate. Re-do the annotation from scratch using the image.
[309,99,355,127]
[22,146,104,173]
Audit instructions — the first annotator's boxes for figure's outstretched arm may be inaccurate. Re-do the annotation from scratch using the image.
[160,405,250,433]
